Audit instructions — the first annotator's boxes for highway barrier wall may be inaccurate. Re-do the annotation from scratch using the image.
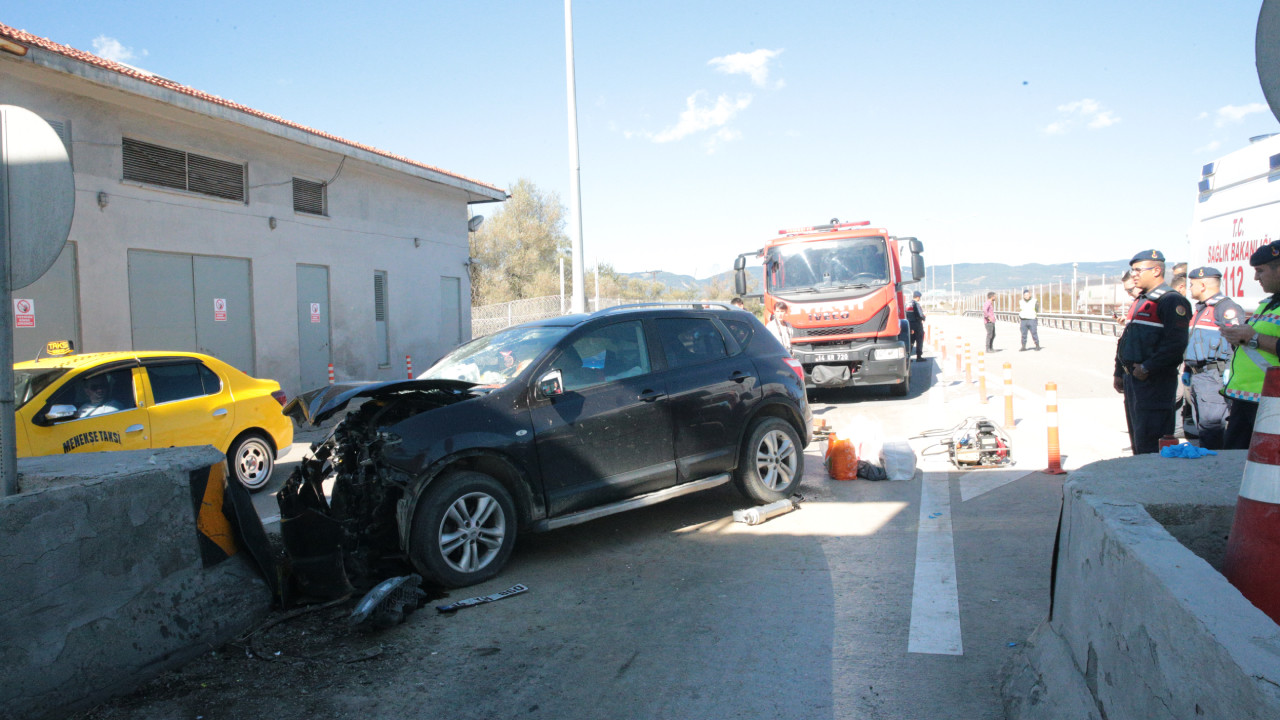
[0,447,271,720]
[1000,452,1280,719]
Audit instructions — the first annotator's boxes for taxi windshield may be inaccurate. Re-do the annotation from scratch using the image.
[766,236,891,294]
[13,368,68,410]
[422,325,571,388]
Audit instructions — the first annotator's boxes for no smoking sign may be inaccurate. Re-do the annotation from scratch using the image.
[13,299,34,328]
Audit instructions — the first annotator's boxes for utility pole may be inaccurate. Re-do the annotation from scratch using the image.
[564,0,586,314]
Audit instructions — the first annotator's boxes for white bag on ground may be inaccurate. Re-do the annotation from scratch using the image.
[843,414,884,469]
[881,439,917,481]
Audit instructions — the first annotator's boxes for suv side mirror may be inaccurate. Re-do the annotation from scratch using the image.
[536,369,564,399]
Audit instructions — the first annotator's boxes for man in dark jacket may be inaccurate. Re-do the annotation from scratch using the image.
[1113,249,1192,454]
[906,290,926,361]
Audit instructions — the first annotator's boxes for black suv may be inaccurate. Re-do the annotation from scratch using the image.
[280,303,812,589]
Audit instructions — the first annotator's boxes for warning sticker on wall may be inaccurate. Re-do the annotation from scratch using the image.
[214,298,227,322]
[310,302,321,323]
[14,298,34,328]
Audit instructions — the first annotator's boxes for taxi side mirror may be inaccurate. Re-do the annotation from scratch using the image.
[536,369,564,399]
[35,404,78,426]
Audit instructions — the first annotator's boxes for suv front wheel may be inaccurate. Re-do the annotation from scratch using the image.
[733,417,804,504]
[410,471,517,588]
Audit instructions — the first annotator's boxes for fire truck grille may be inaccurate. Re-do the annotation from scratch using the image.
[792,307,890,338]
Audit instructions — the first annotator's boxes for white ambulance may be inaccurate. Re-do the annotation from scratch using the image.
[1188,133,1280,313]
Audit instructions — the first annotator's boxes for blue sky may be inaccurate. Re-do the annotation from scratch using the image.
[7,1,1280,278]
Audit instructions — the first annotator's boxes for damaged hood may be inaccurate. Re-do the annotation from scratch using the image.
[284,379,479,426]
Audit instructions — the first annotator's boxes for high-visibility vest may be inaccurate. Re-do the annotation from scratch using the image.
[1224,296,1280,403]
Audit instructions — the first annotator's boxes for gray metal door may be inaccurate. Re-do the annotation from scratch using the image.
[296,264,331,391]
[12,241,80,360]
[441,276,462,347]
[193,256,254,373]
[129,250,197,352]
[128,251,254,374]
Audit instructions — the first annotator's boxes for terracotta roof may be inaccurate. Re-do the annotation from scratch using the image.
[0,22,506,197]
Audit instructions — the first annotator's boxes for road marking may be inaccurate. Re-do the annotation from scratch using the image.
[959,468,1033,502]
[908,471,963,655]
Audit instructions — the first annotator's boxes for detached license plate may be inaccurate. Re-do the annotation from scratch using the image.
[811,352,850,362]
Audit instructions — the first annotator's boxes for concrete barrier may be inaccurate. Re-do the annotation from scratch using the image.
[1000,451,1280,719]
[0,447,271,720]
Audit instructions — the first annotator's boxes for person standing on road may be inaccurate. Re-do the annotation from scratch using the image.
[1113,249,1192,454]
[1018,289,1041,351]
[1182,267,1243,449]
[1221,240,1280,448]
[983,291,998,352]
[906,290,926,361]
[767,301,792,351]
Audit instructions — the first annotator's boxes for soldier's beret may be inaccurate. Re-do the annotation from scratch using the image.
[1249,239,1280,267]
[1130,249,1165,265]
[1188,266,1222,279]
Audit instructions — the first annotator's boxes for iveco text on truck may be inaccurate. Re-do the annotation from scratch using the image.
[734,220,925,393]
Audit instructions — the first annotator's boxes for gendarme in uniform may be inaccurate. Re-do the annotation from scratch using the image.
[1114,249,1191,454]
[1182,266,1243,449]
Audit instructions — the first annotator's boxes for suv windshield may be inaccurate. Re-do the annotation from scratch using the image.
[13,368,68,410]
[766,236,890,293]
[423,325,571,388]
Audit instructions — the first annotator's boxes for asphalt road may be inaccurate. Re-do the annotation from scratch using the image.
[82,315,1131,720]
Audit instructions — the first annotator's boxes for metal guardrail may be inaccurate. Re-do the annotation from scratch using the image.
[965,310,1122,337]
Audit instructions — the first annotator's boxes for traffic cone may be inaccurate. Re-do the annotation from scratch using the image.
[1045,381,1065,475]
[1224,367,1280,623]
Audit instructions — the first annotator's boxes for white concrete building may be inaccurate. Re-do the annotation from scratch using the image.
[0,22,506,396]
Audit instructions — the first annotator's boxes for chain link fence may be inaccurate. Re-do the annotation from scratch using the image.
[471,295,652,337]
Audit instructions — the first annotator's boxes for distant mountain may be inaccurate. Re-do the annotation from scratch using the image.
[625,260,1132,296]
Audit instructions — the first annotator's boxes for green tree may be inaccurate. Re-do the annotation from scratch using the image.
[469,178,569,305]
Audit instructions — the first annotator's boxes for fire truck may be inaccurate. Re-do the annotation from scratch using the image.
[1187,133,1280,313]
[734,220,925,393]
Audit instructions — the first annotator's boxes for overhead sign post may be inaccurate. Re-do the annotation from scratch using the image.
[0,105,75,496]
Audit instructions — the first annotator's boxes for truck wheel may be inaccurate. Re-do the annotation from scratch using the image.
[733,417,804,504]
[410,471,517,588]
[890,362,911,396]
[228,432,274,492]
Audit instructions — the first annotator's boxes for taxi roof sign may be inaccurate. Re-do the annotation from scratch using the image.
[43,340,74,357]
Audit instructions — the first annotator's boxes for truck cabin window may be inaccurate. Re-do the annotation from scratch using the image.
[767,237,890,294]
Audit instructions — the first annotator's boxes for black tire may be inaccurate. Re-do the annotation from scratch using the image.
[228,432,274,493]
[410,471,517,588]
[890,359,911,397]
[733,417,804,504]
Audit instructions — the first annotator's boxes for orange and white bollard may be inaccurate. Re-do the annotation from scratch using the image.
[955,336,963,372]
[964,343,972,384]
[327,363,335,385]
[978,351,987,404]
[1003,362,1014,429]
[406,354,414,379]
[1045,381,1065,475]
[1224,367,1280,623]
[941,334,948,361]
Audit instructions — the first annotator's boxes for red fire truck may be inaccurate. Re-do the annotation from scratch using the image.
[734,220,925,393]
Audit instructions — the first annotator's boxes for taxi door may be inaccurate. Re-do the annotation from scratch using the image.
[141,358,235,452]
[20,366,152,456]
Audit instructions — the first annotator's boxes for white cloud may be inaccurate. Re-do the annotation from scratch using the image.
[708,49,783,88]
[1215,102,1270,127]
[1195,140,1222,154]
[652,92,752,143]
[1043,98,1120,134]
[704,128,743,154]
[91,35,146,64]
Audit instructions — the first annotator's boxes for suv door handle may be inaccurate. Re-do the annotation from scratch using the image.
[637,389,666,402]
[730,370,747,383]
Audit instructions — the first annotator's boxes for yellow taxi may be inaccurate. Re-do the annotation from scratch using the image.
[13,343,293,492]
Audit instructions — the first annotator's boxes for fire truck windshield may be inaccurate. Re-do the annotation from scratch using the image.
[765,236,890,294]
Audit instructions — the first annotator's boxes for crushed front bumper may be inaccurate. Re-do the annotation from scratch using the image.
[790,339,909,389]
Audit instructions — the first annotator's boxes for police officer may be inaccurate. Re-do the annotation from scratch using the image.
[906,290,926,361]
[1181,267,1243,449]
[1221,240,1280,448]
[1113,249,1192,454]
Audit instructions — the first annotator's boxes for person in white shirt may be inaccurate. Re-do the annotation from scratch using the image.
[767,301,792,351]
[1019,288,1041,351]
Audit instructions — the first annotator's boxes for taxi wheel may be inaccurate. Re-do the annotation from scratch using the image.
[229,433,274,493]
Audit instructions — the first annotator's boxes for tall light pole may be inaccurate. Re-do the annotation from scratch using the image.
[564,0,586,314]
[1072,262,1078,314]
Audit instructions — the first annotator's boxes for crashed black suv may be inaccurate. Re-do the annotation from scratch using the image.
[280,303,811,590]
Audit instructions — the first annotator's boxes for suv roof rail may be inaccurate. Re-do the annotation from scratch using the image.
[595,301,736,315]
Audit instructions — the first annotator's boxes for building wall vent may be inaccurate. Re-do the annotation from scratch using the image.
[293,178,326,216]
[123,137,245,202]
